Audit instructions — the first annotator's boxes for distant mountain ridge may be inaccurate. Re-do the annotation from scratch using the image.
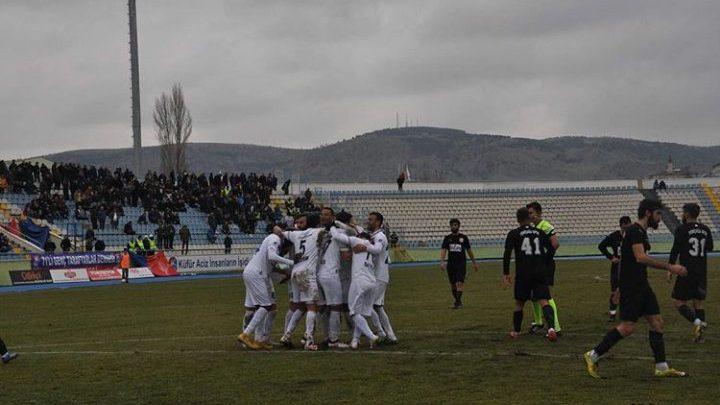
[42,127,720,182]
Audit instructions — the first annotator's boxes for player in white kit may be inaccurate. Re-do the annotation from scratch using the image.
[317,207,350,348]
[238,232,294,350]
[355,212,398,345]
[331,229,382,349]
[277,214,323,351]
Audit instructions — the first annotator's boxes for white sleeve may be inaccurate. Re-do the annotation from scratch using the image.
[267,240,294,266]
[365,238,385,254]
[331,228,351,246]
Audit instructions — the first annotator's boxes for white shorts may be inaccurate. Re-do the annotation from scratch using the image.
[348,277,376,317]
[288,278,299,303]
[373,280,388,306]
[318,275,344,306]
[243,272,275,308]
[291,269,320,303]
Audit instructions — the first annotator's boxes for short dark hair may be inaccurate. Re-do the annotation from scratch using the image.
[336,210,353,224]
[369,211,384,224]
[449,218,460,226]
[321,206,335,215]
[305,212,320,228]
[683,203,700,219]
[517,207,531,223]
[637,199,663,218]
[619,216,632,226]
[526,201,542,213]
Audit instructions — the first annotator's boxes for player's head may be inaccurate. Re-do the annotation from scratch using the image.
[368,212,384,231]
[516,207,531,225]
[449,218,460,233]
[637,198,663,230]
[294,215,308,230]
[336,209,353,224]
[320,206,335,227]
[619,216,631,231]
[682,203,700,223]
[526,201,542,224]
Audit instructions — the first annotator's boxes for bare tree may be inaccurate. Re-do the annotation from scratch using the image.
[153,83,192,174]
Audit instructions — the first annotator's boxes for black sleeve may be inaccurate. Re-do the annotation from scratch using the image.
[598,233,614,259]
[669,227,683,264]
[463,236,471,251]
[441,235,449,250]
[627,226,645,246]
[503,231,514,275]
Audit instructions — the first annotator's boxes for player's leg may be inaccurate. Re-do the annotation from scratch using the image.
[257,304,278,347]
[447,267,458,305]
[511,300,525,338]
[645,314,685,377]
[0,336,18,364]
[608,264,619,321]
[349,281,378,348]
[242,306,256,330]
[692,300,707,342]
[373,282,397,343]
[673,298,695,324]
[454,267,466,308]
[323,276,347,347]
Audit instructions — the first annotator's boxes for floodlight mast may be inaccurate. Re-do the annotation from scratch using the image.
[128,0,142,178]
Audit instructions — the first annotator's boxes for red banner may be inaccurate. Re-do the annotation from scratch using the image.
[88,269,122,281]
[146,252,178,277]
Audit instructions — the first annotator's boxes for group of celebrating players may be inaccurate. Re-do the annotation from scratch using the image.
[237,207,397,351]
[236,197,714,378]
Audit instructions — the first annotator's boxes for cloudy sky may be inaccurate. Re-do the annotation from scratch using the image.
[1,0,719,160]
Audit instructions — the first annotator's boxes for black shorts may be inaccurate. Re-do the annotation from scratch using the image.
[610,263,619,292]
[671,274,707,301]
[447,265,466,284]
[619,285,660,322]
[546,261,556,286]
[514,273,551,302]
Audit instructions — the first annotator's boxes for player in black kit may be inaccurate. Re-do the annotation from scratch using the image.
[502,208,557,342]
[667,203,714,342]
[598,216,632,322]
[440,219,479,309]
[584,199,688,379]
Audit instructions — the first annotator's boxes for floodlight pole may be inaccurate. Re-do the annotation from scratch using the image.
[128,0,142,178]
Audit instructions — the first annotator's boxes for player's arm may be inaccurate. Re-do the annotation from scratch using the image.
[330,227,351,246]
[464,237,479,271]
[598,233,615,260]
[666,228,684,282]
[440,235,449,271]
[632,243,686,276]
[501,232,513,287]
[267,242,294,267]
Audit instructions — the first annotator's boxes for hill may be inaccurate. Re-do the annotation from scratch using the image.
[43,127,720,181]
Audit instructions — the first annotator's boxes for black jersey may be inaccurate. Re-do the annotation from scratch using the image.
[669,221,714,276]
[598,230,623,259]
[503,224,553,276]
[442,232,471,269]
[619,223,651,291]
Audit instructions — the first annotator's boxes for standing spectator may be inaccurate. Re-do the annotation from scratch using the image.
[281,179,291,195]
[110,209,120,229]
[61,236,72,252]
[208,213,218,234]
[120,248,131,283]
[123,221,136,235]
[97,206,107,230]
[90,206,98,230]
[155,222,165,251]
[137,210,148,225]
[224,234,232,254]
[397,171,406,191]
[179,225,190,255]
[167,224,176,250]
[85,228,95,252]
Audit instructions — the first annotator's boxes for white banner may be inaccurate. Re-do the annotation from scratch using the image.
[128,267,154,279]
[50,268,90,283]
[170,254,250,274]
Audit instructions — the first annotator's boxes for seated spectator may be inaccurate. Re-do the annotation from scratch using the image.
[0,234,13,253]
[137,210,148,225]
[44,240,56,252]
[61,236,72,252]
[123,221,136,235]
[94,239,105,252]
[207,228,217,244]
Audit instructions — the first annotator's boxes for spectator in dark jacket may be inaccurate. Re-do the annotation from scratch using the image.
[61,236,72,252]
[224,235,232,254]
[179,225,190,255]
[94,239,105,252]
[123,221,136,235]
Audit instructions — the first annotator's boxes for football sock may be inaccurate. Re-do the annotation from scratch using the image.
[376,306,396,341]
[283,309,293,332]
[305,310,317,340]
[456,291,463,304]
[243,307,267,335]
[609,296,617,312]
[285,309,304,336]
[243,310,255,330]
[677,305,696,323]
[542,304,555,331]
[649,331,666,364]
[329,311,341,342]
[513,310,523,332]
[0,337,7,356]
[695,308,706,323]
[370,309,386,337]
[257,310,276,342]
[451,286,457,301]
[532,301,543,325]
[548,299,561,331]
[320,309,330,339]
[594,328,623,357]
[352,314,376,340]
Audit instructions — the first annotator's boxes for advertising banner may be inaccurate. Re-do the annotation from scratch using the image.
[9,269,52,285]
[50,268,90,283]
[88,269,122,281]
[170,254,249,274]
[128,267,154,279]
[31,252,120,271]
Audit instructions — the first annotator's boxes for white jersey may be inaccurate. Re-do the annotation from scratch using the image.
[371,230,390,283]
[244,234,294,279]
[331,232,377,283]
[283,228,322,274]
[317,226,343,279]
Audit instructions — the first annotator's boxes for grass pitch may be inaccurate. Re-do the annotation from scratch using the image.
[1,258,719,404]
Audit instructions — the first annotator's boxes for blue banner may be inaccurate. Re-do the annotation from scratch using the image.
[20,219,50,248]
[30,251,121,270]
